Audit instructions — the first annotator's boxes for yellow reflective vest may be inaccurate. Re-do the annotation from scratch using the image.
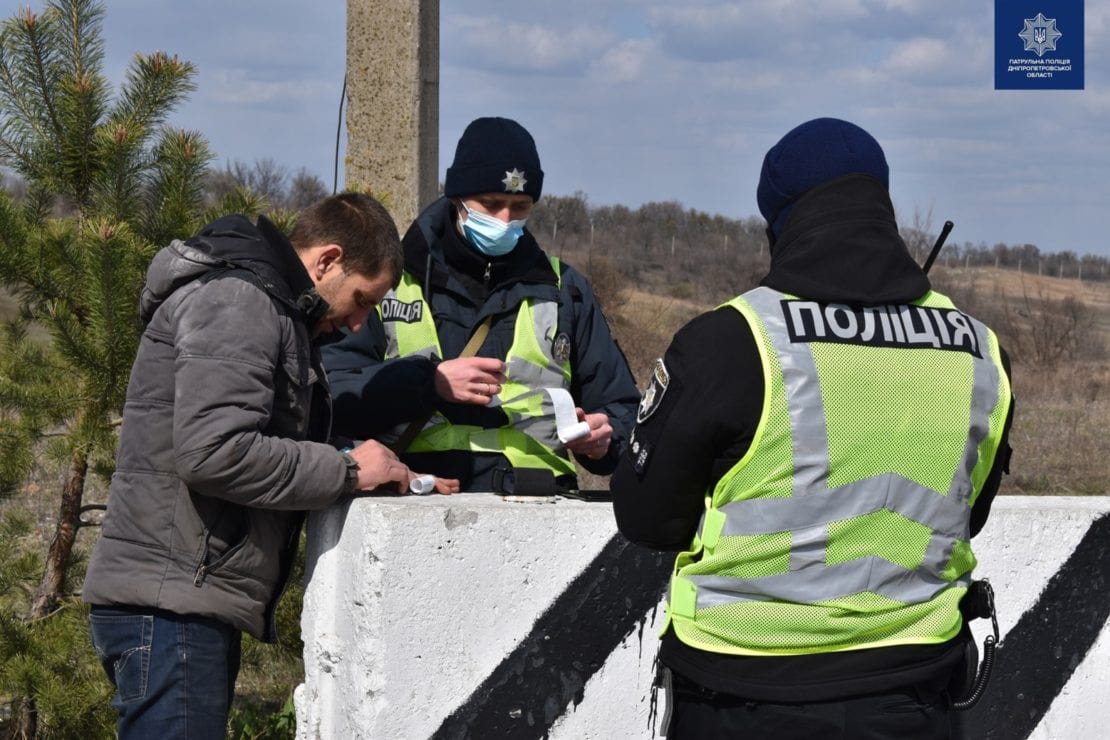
[378,257,575,477]
[667,286,1011,656]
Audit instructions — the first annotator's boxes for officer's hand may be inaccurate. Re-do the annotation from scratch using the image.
[434,357,507,406]
[565,409,613,461]
[348,440,412,491]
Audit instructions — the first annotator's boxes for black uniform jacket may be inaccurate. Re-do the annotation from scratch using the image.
[322,197,640,492]
[610,175,1015,702]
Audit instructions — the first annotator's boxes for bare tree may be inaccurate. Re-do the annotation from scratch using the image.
[287,167,328,211]
[898,206,935,265]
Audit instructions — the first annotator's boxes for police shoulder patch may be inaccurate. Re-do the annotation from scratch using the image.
[636,358,670,424]
[552,332,572,365]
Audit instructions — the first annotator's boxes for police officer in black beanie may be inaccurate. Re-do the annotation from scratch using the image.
[323,117,639,493]
[612,117,1015,739]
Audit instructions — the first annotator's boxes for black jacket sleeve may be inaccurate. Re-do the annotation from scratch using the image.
[320,317,441,439]
[611,308,764,549]
[561,266,641,476]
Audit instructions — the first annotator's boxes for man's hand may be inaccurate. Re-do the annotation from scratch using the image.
[565,408,613,461]
[434,357,507,406]
[347,439,412,491]
[406,471,461,495]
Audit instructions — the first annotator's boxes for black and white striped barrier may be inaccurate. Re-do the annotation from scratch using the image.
[294,496,1109,739]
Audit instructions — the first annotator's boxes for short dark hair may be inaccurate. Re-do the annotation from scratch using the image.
[289,193,403,285]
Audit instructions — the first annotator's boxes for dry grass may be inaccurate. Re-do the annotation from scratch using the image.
[930,267,1110,494]
[1001,359,1110,494]
[609,288,706,385]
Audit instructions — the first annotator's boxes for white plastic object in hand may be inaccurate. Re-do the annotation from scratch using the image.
[557,420,591,444]
[409,475,436,495]
[543,388,592,444]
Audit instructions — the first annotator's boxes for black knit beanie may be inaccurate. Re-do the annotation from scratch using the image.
[444,117,544,201]
[757,117,889,237]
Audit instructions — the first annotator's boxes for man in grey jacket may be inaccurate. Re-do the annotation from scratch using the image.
[83,193,440,738]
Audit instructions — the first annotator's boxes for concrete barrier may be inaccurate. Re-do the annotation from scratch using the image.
[295,495,1110,739]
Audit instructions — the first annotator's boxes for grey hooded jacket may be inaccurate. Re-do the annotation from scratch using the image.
[82,215,349,641]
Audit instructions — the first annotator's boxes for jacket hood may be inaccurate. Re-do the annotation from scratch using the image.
[760,174,931,306]
[140,215,316,323]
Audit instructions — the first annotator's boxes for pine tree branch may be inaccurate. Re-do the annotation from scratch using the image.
[0,130,36,173]
[16,7,63,143]
[115,51,196,135]
[0,36,51,145]
[50,1,109,213]
[54,0,105,81]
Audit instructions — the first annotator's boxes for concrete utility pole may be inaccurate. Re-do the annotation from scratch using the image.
[345,0,439,229]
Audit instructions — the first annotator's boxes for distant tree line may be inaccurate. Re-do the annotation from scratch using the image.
[2,157,330,221]
[900,218,1108,282]
[3,170,1104,290]
[529,192,770,307]
[529,194,1109,307]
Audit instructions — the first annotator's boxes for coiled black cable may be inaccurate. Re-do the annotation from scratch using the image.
[953,633,996,710]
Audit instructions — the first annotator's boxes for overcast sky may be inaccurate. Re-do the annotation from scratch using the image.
[8,0,1107,257]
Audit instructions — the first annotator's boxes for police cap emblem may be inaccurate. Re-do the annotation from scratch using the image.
[502,168,527,193]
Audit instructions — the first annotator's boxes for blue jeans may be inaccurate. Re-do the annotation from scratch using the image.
[89,606,242,739]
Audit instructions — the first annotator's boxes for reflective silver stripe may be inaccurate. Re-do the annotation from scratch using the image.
[497,299,566,448]
[690,554,966,609]
[718,474,969,540]
[380,285,438,361]
[746,288,831,493]
[532,301,561,362]
[955,315,1003,503]
[790,525,826,573]
[382,287,403,358]
[512,406,560,448]
[504,354,565,393]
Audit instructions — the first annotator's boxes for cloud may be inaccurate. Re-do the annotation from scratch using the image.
[203,69,335,110]
[877,0,927,11]
[646,1,883,62]
[446,17,614,74]
[589,39,656,83]
[886,37,947,70]
[1087,4,1110,37]
[877,36,990,85]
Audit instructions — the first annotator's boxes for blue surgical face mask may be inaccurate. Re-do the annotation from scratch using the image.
[458,201,526,256]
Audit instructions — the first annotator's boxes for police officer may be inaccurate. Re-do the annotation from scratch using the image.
[324,117,639,492]
[611,118,1014,739]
